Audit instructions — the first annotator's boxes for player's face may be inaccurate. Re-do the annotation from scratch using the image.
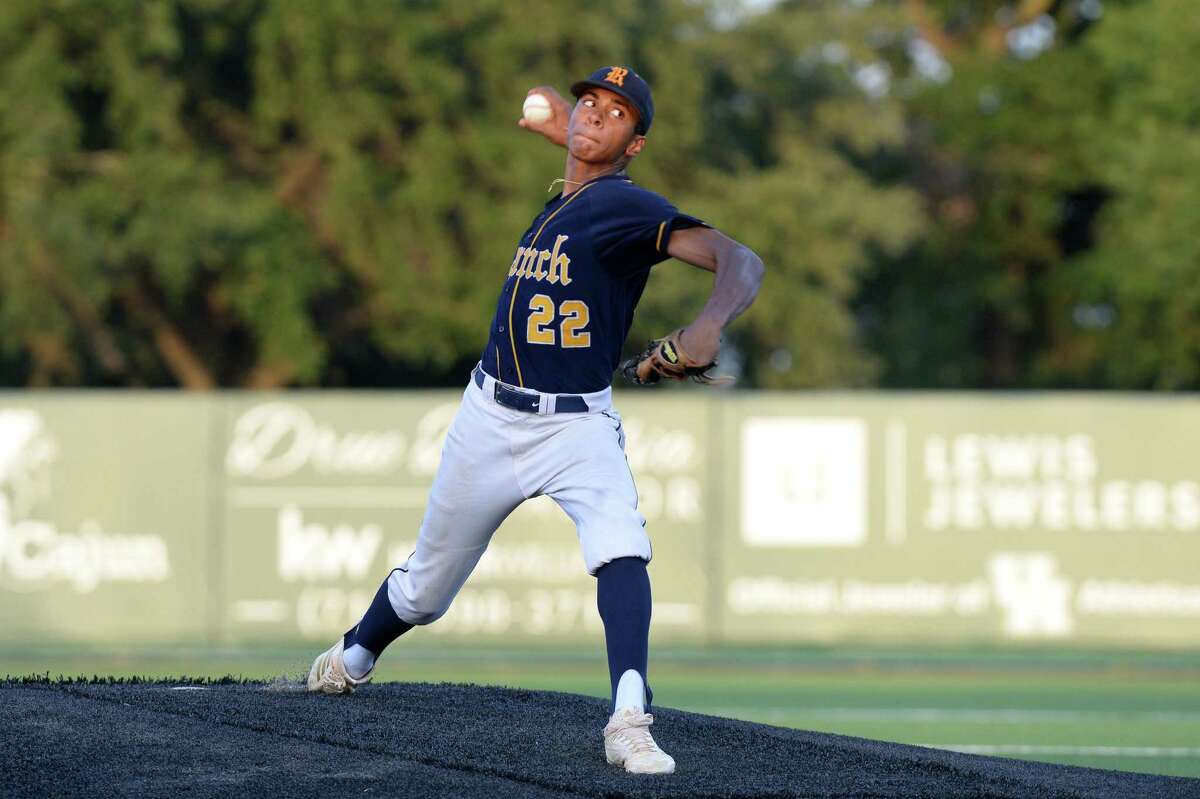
[567,88,646,165]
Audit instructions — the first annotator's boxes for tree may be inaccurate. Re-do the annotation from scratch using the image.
[859,0,1200,390]
[0,0,328,387]
[637,0,925,388]
[1060,0,1200,388]
[0,0,922,388]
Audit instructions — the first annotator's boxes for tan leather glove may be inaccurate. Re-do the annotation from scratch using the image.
[620,328,731,386]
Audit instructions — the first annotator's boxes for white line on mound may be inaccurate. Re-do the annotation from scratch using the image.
[710,707,1200,723]
[922,744,1200,758]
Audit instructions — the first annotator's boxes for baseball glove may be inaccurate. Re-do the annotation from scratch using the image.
[620,328,731,386]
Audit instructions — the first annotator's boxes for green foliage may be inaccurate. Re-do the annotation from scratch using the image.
[635,1,924,388]
[0,0,922,388]
[0,0,1193,389]
[0,0,330,386]
[862,0,1200,390]
[1061,0,1200,388]
[865,35,1105,386]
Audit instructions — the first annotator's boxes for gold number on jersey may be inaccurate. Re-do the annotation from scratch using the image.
[559,300,591,348]
[526,296,591,348]
[527,294,556,345]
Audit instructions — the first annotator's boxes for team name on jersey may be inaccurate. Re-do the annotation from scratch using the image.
[507,234,573,285]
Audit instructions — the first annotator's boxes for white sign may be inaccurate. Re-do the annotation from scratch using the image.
[741,418,867,547]
[0,409,170,594]
[276,505,382,582]
[987,552,1073,638]
[226,402,407,479]
[922,433,1200,533]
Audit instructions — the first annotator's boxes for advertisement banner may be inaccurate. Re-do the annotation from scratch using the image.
[0,394,212,645]
[217,391,710,645]
[719,395,1200,647]
[4,390,1197,648]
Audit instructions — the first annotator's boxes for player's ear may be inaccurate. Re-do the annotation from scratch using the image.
[625,134,646,159]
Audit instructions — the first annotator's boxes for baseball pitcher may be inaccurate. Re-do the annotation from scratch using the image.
[308,65,765,775]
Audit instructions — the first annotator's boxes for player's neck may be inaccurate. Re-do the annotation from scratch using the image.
[560,157,627,197]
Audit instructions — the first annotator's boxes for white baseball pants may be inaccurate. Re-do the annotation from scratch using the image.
[386,369,650,625]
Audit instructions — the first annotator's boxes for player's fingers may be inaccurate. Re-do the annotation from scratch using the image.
[649,359,685,381]
[636,360,660,384]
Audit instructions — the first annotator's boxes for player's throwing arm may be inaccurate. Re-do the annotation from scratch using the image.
[519,88,765,387]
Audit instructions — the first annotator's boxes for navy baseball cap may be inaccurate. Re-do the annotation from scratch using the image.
[570,66,654,134]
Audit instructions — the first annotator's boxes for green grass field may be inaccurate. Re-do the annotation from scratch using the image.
[5,644,1199,779]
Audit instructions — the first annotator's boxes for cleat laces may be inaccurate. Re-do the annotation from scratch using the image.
[611,712,663,755]
[317,655,346,692]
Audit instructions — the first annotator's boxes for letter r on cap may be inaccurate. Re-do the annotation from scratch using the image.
[604,67,628,87]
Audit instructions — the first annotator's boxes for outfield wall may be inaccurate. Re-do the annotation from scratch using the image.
[1,391,1198,648]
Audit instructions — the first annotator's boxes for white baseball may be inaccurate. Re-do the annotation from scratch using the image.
[522,93,553,124]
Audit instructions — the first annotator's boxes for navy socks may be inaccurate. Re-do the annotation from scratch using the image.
[346,560,651,706]
[344,570,414,658]
[595,556,653,711]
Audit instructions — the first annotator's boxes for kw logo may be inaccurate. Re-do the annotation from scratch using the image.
[604,67,629,87]
[508,234,573,285]
[277,505,381,582]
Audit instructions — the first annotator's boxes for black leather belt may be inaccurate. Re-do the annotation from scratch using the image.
[473,367,588,414]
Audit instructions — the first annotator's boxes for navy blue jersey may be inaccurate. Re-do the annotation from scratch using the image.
[480,174,707,394]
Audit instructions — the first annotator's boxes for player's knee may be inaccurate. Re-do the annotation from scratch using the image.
[387,546,483,625]
[581,526,652,575]
[403,609,446,626]
[595,555,649,580]
[400,585,453,626]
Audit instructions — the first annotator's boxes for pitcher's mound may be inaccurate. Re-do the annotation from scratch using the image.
[3,677,1196,798]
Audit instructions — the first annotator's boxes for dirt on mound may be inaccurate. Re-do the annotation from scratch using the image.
[2,677,1197,798]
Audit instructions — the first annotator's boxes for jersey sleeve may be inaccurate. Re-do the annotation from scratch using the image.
[590,185,709,276]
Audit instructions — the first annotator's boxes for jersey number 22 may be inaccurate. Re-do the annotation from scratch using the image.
[527,294,590,348]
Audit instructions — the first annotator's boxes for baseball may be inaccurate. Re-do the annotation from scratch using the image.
[522,93,552,124]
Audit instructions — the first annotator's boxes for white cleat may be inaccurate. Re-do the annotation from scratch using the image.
[306,638,372,695]
[603,707,676,775]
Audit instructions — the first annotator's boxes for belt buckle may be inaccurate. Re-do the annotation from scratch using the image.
[495,382,540,413]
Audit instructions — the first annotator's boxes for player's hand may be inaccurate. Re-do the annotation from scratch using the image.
[679,319,721,366]
[619,323,732,386]
[517,86,571,148]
